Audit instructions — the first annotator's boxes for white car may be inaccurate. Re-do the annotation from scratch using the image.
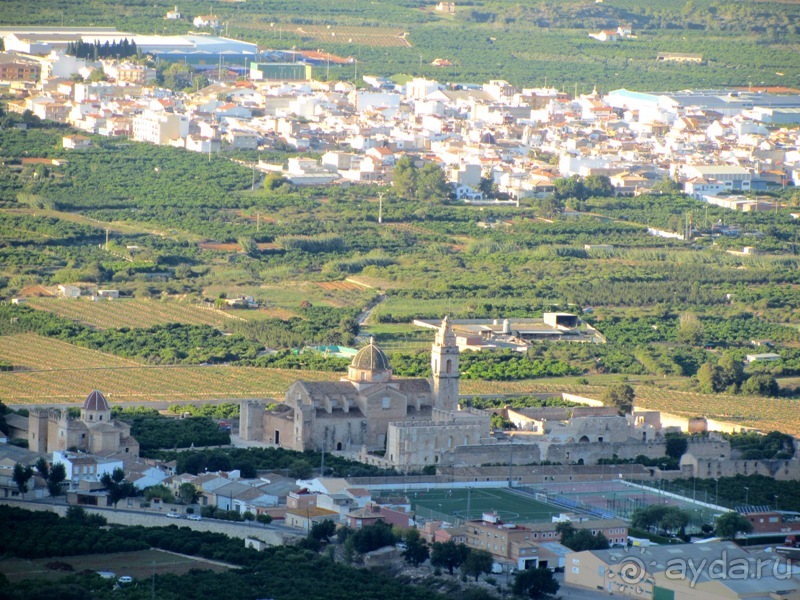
[118,576,133,584]
[166,511,182,519]
[187,514,201,521]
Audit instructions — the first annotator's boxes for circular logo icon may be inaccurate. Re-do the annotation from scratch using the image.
[618,557,646,585]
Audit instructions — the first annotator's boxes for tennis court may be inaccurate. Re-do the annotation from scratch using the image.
[532,480,722,527]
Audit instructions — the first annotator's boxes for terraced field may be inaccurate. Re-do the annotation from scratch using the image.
[27,298,236,330]
[630,385,800,436]
[0,334,339,403]
[235,22,411,47]
[0,334,141,371]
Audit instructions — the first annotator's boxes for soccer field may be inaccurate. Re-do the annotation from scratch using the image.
[379,487,561,523]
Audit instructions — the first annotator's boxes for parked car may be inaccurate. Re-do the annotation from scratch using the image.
[187,514,201,521]
[166,511,182,519]
[118,576,133,584]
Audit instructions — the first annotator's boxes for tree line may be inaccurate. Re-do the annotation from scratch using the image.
[65,39,138,60]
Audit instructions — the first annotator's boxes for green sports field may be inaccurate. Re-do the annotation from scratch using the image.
[377,487,561,523]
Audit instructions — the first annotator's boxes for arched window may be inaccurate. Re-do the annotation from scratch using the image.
[446,359,452,374]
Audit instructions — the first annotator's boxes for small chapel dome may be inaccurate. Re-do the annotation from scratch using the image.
[348,338,392,383]
[350,337,391,371]
[82,390,110,412]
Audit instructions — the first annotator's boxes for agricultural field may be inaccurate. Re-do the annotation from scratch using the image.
[371,296,558,324]
[314,281,367,293]
[0,363,338,404]
[359,323,434,353]
[0,549,231,584]
[26,298,237,330]
[0,334,142,371]
[629,385,800,436]
[0,334,339,404]
[235,22,411,48]
[202,281,373,312]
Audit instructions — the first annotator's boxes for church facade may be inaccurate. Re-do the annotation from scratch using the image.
[240,317,491,467]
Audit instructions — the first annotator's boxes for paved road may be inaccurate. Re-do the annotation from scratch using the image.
[554,573,613,599]
[355,293,386,343]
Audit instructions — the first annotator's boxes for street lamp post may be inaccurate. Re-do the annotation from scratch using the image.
[714,478,719,506]
[744,486,750,506]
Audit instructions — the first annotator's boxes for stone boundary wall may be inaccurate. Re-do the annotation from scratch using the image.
[0,499,298,546]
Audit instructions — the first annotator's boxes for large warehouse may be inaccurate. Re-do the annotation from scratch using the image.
[0,27,258,64]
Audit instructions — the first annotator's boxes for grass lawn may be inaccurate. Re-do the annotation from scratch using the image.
[777,377,800,390]
[378,487,561,523]
[0,548,233,584]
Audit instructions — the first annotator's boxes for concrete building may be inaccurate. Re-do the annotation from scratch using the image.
[0,53,41,81]
[464,511,627,570]
[132,111,189,145]
[413,314,605,350]
[62,134,92,150]
[678,164,752,191]
[53,450,123,483]
[193,15,220,29]
[565,541,800,599]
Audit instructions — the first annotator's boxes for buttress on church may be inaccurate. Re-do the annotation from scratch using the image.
[240,317,491,471]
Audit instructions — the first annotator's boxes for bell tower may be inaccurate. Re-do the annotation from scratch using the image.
[431,316,459,412]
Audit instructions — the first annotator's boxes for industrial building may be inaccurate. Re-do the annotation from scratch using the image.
[0,27,257,65]
[413,314,605,351]
[565,541,800,599]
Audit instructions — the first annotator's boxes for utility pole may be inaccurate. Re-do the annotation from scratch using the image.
[257,213,260,232]
[508,441,513,489]
[251,164,256,191]
[320,427,326,477]
[378,192,383,224]
[105,228,109,251]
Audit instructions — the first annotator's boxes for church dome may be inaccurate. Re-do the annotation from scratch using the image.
[351,338,391,371]
[348,338,392,383]
[82,390,110,412]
